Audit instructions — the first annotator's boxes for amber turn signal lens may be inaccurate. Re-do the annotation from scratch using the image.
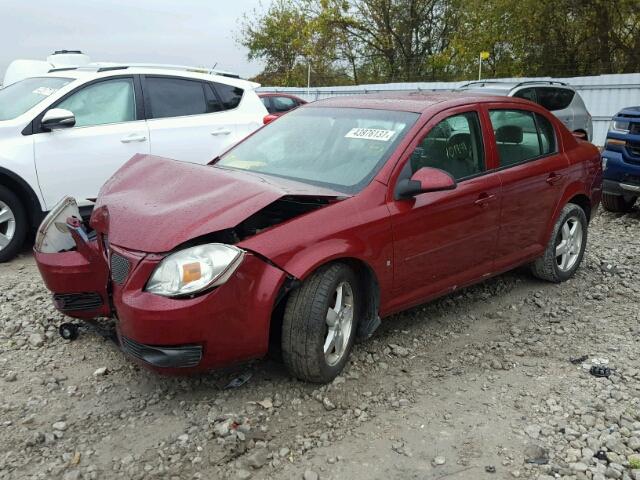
[182,262,202,283]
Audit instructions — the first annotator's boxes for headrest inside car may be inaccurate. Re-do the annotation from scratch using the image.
[495,125,523,144]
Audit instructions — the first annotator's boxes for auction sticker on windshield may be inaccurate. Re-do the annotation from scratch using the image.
[345,128,396,141]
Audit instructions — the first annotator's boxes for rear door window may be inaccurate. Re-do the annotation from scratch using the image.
[410,111,485,181]
[214,83,244,110]
[534,113,557,154]
[489,109,558,166]
[535,88,575,111]
[146,77,209,119]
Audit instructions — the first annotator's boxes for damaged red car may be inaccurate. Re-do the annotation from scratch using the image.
[34,92,602,383]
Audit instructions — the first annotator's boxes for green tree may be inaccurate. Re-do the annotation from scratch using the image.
[238,0,640,86]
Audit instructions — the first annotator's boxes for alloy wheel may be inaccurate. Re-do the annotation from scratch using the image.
[555,215,583,272]
[0,200,16,252]
[324,281,354,366]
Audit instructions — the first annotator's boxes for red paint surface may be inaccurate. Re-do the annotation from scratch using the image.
[35,93,602,374]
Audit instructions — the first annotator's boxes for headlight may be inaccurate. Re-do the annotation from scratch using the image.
[146,244,244,297]
[609,119,629,134]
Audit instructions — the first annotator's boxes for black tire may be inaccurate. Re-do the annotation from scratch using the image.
[531,203,588,283]
[0,185,28,263]
[601,193,636,213]
[282,263,360,383]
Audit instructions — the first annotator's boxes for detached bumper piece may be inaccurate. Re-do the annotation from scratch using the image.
[53,292,104,312]
[121,336,203,368]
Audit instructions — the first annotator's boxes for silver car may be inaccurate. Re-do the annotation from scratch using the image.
[458,80,593,141]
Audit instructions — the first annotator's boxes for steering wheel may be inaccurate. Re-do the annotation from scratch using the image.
[445,133,472,162]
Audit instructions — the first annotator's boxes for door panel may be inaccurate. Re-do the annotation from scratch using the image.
[489,108,569,269]
[388,173,502,311]
[34,77,147,209]
[387,108,501,312]
[143,76,240,163]
[34,122,150,209]
[147,114,239,164]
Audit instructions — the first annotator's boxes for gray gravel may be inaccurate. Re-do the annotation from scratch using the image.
[0,207,639,480]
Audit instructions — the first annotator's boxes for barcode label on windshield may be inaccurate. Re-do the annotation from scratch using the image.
[345,128,396,142]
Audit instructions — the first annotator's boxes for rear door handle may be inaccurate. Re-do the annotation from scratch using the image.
[474,193,496,207]
[211,128,232,136]
[546,173,564,185]
[120,134,147,143]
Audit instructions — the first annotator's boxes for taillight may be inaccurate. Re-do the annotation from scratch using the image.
[263,114,278,125]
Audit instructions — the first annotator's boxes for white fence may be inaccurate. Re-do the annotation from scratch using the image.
[259,73,640,146]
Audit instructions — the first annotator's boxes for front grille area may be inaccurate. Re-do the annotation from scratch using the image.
[110,252,131,285]
[121,336,202,368]
[627,143,640,158]
[53,292,103,312]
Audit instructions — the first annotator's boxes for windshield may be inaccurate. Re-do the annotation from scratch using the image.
[217,107,419,193]
[0,77,73,121]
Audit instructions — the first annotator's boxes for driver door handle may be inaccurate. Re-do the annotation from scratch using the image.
[546,172,564,185]
[121,133,147,143]
[474,193,496,207]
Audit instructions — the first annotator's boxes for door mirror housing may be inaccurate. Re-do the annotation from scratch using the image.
[396,167,457,199]
[42,108,76,130]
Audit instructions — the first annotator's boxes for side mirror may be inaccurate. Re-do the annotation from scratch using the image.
[263,114,279,125]
[42,108,76,130]
[396,167,457,199]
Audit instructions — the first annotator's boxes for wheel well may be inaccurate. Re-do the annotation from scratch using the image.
[268,258,381,352]
[568,194,591,221]
[0,171,43,228]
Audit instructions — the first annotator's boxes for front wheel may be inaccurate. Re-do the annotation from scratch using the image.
[601,193,636,213]
[531,203,588,283]
[282,263,360,383]
[0,185,28,263]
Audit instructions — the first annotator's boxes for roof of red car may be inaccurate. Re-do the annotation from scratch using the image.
[307,91,525,113]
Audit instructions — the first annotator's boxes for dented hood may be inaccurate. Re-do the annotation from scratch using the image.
[93,154,342,252]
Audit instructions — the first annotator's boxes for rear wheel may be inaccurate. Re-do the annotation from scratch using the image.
[0,186,28,263]
[531,203,588,283]
[282,263,359,383]
[602,192,636,213]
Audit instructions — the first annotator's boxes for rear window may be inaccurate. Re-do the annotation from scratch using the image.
[214,83,244,110]
[0,77,72,121]
[536,88,575,111]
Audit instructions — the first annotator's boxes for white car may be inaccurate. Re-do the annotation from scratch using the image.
[0,65,268,261]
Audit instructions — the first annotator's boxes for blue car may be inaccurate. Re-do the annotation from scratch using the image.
[602,107,640,212]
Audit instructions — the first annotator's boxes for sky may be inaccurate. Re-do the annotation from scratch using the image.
[0,0,265,80]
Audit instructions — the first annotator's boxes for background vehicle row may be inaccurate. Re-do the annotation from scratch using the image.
[0,66,268,261]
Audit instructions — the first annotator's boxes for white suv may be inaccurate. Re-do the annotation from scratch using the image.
[0,65,268,261]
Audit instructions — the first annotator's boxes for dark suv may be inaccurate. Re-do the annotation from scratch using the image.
[601,107,640,212]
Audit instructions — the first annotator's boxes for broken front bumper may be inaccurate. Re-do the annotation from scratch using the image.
[34,198,289,373]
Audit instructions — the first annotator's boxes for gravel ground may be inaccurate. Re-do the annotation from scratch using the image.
[1,207,639,480]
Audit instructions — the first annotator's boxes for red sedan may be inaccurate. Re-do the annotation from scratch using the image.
[34,92,602,383]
